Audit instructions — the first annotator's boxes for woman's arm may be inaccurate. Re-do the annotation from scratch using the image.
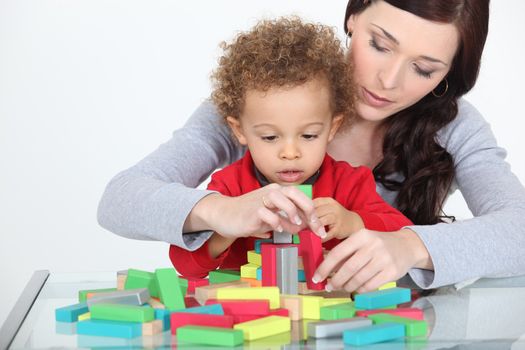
[97,100,244,249]
[408,99,525,288]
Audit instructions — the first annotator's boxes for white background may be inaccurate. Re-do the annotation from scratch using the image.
[1,0,524,327]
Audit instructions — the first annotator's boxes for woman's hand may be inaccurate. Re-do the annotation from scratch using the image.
[187,183,327,239]
[313,197,364,242]
[312,228,433,293]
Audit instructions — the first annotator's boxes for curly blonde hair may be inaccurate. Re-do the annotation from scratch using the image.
[211,16,355,126]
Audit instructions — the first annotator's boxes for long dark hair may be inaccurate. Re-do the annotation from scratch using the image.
[344,0,490,224]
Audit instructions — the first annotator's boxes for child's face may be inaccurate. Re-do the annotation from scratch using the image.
[227,78,343,185]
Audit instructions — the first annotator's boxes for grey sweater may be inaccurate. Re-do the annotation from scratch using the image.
[97,98,525,289]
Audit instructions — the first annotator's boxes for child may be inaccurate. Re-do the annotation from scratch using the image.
[169,17,412,278]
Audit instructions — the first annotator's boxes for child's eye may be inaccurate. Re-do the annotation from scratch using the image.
[302,134,318,140]
[261,135,277,142]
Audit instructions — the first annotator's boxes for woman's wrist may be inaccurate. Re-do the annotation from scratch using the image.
[183,193,229,233]
[400,228,434,270]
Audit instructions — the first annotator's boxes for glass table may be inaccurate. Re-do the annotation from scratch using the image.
[1,270,525,349]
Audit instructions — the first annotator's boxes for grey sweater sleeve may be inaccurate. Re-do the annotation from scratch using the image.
[408,99,525,288]
[97,100,244,250]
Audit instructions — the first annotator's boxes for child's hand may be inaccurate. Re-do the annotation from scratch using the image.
[313,197,364,241]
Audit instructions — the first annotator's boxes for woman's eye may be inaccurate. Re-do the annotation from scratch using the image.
[302,134,318,140]
[369,38,388,53]
[261,135,277,141]
[414,65,433,79]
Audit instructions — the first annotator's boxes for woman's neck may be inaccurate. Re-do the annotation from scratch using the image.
[328,119,386,169]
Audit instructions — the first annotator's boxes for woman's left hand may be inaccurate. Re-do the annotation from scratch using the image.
[312,228,433,293]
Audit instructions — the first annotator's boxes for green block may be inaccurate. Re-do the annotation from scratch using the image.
[320,302,356,320]
[368,313,428,337]
[177,325,244,347]
[78,288,117,303]
[296,184,313,199]
[292,235,300,244]
[90,303,154,323]
[125,269,159,298]
[208,269,240,284]
[155,268,185,310]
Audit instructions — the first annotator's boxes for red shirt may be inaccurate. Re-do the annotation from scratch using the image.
[169,152,412,278]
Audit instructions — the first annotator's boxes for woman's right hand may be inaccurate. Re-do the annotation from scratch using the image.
[187,183,327,239]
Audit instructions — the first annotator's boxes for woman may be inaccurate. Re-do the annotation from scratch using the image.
[98,0,525,291]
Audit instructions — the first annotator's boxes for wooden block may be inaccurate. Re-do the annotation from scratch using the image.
[321,297,353,307]
[299,295,324,320]
[170,312,234,335]
[155,268,185,310]
[78,312,91,321]
[180,277,209,294]
[378,281,397,290]
[142,319,163,336]
[184,296,201,308]
[273,230,293,244]
[297,256,304,269]
[276,246,298,295]
[244,329,291,347]
[261,244,278,286]
[232,314,263,323]
[194,280,250,305]
[87,288,150,307]
[125,269,159,298]
[247,250,262,266]
[178,304,224,315]
[55,302,89,322]
[354,288,411,310]
[296,184,312,199]
[254,239,273,254]
[147,298,165,309]
[90,303,155,323]
[356,307,424,320]
[216,287,280,309]
[293,234,301,244]
[268,308,289,317]
[154,309,171,331]
[234,315,291,341]
[241,277,262,287]
[117,275,127,290]
[280,295,302,321]
[308,317,372,338]
[77,319,142,338]
[320,302,356,320]
[209,269,241,284]
[298,230,326,290]
[367,313,428,337]
[206,299,269,316]
[177,325,244,347]
[240,263,259,279]
[343,323,405,346]
[78,288,116,303]
[298,282,319,295]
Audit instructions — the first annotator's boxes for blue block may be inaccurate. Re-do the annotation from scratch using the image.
[354,288,411,310]
[55,302,88,322]
[155,309,171,331]
[343,323,405,346]
[298,270,306,282]
[77,319,142,338]
[254,239,273,254]
[256,267,262,281]
[174,304,224,315]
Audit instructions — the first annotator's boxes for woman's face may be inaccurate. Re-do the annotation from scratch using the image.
[347,1,459,123]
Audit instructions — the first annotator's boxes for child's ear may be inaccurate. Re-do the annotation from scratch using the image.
[328,115,344,142]
[226,116,248,145]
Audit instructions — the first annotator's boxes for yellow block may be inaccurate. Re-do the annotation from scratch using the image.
[298,295,323,320]
[240,263,259,279]
[78,312,91,321]
[217,287,280,309]
[234,315,291,341]
[378,281,397,290]
[321,297,353,307]
[247,250,262,266]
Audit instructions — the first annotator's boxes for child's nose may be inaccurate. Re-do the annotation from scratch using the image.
[280,141,301,160]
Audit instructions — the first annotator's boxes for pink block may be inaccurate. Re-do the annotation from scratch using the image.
[181,277,209,294]
[268,308,289,317]
[206,299,270,316]
[170,312,234,335]
[355,307,424,320]
[298,229,326,290]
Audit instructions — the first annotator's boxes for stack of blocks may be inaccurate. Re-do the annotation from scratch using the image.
[54,185,427,346]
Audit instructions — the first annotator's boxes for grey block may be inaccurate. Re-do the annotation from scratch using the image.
[273,230,293,244]
[307,317,372,338]
[276,246,298,295]
[117,270,128,276]
[86,288,150,307]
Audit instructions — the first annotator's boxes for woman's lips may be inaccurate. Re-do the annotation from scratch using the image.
[361,87,394,108]
[277,170,304,183]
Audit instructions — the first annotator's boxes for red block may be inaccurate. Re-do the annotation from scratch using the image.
[180,277,209,294]
[184,296,201,308]
[233,314,264,324]
[170,312,234,335]
[355,307,424,320]
[261,244,278,286]
[205,299,270,316]
[298,229,326,290]
[268,308,289,317]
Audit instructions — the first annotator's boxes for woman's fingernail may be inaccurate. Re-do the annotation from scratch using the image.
[277,225,283,233]
[310,216,318,223]
[325,283,333,292]
[312,273,321,284]
[294,215,302,226]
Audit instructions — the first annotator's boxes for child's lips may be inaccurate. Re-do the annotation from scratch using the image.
[277,170,304,183]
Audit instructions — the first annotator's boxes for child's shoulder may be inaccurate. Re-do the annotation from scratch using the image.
[324,154,373,179]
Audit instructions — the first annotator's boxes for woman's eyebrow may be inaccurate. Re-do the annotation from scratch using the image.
[371,23,448,66]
